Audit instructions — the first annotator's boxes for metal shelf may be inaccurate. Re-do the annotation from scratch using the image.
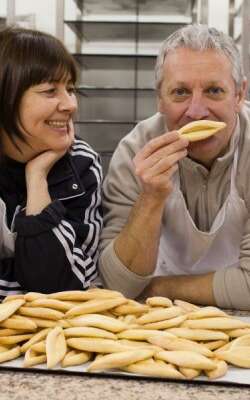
[61,0,197,172]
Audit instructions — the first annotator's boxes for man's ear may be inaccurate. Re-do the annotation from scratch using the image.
[236,77,248,112]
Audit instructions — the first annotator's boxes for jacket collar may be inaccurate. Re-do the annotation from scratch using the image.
[47,153,86,201]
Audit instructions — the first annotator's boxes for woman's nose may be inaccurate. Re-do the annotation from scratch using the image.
[58,91,77,113]
[185,95,209,120]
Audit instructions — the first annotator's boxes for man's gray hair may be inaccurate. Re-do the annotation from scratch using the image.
[155,24,244,91]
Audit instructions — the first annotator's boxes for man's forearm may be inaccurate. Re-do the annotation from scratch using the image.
[114,193,165,276]
[140,273,216,306]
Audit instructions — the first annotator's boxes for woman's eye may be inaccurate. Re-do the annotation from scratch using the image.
[67,86,76,95]
[43,88,56,95]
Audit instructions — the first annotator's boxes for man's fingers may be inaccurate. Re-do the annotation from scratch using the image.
[134,131,187,164]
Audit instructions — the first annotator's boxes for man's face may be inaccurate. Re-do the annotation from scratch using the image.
[158,48,246,168]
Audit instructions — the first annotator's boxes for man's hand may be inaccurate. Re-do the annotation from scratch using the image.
[139,274,216,306]
[133,131,189,203]
[114,131,189,277]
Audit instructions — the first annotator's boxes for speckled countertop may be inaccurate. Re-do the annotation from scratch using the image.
[1,370,250,400]
[0,310,249,400]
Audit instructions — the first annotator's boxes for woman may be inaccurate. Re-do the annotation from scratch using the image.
[0,27,103,300]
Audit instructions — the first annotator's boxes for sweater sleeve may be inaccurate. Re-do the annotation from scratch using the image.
[213,216,250,310]
[99,138,152,298]
[7,145,103,296]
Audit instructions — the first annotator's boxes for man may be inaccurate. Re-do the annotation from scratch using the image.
[99,24,250,310]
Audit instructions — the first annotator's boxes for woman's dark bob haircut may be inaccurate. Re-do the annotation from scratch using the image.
[0,27,77,144]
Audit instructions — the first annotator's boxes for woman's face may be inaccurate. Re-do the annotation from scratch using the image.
[15,76,77,160]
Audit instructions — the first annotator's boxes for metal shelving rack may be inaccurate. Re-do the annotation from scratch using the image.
[58,0,197,174]
[229,0,250,97]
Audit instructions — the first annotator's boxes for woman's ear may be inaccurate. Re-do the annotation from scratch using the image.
[236,77,248,112]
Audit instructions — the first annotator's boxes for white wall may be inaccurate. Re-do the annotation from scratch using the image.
[208,0,229,33]
[15,0,56,34]
[0,0,7,17]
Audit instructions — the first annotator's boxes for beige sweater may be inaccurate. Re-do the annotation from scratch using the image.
[99,103,250,309]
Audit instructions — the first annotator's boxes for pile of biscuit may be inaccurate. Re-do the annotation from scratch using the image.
[0,288,250,380]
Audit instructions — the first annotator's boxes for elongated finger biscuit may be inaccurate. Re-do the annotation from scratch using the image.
[68,314,127,333]
[28,298,73,312]
[137,306,183,325]
[148,336,213,357]
[25,317,57,328]
[174,300,200,312]
[112,301,149,316]
[2,295,25,303]
[88,348,154,372]
[141,315,187,330]
[187,306,229,319]
[31,341,46,353]
[183,317,250,330]
[0,334,33,345]
[225,328,250,338]
[0,345,9,352]
[205,359,228,379]
[64,327,117,340]
[178,120,226,142]
[146,297,173,308]
[179,367,201,379]
[216,347,250,368]
[167,328,228,341]
[61,349,92,367]
[0,299,25,322]
[21,328,50,353]
[24,292,47,302]
[48,288,123,301]
[117,329,175,341]
[122,358,184,379]
[229,334,250,349]
[202,340,228,351]
[23,348,47,367]
[0,346,21,363]
[118,339,162,352]
[156,350,216,370]
[46,327,67,368]
[18,306,64,321]
[0,315,37,331]
[67,337,134,354]
[0,329,26,337]
[65,297,127,318]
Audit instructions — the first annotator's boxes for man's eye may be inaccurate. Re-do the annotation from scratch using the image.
[173,88,189,96]
[206,87,224,96]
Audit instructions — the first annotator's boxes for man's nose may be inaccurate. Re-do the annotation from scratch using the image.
[185,94,209,120]
[58,91,77,113]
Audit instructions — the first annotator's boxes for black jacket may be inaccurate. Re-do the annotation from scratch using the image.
[0,138,103,300]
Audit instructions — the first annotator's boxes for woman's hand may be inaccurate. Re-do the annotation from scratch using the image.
[25,149,66,182]
[25,149,67,216]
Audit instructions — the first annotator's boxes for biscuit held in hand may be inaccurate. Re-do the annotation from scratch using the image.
[178,120,226,142]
